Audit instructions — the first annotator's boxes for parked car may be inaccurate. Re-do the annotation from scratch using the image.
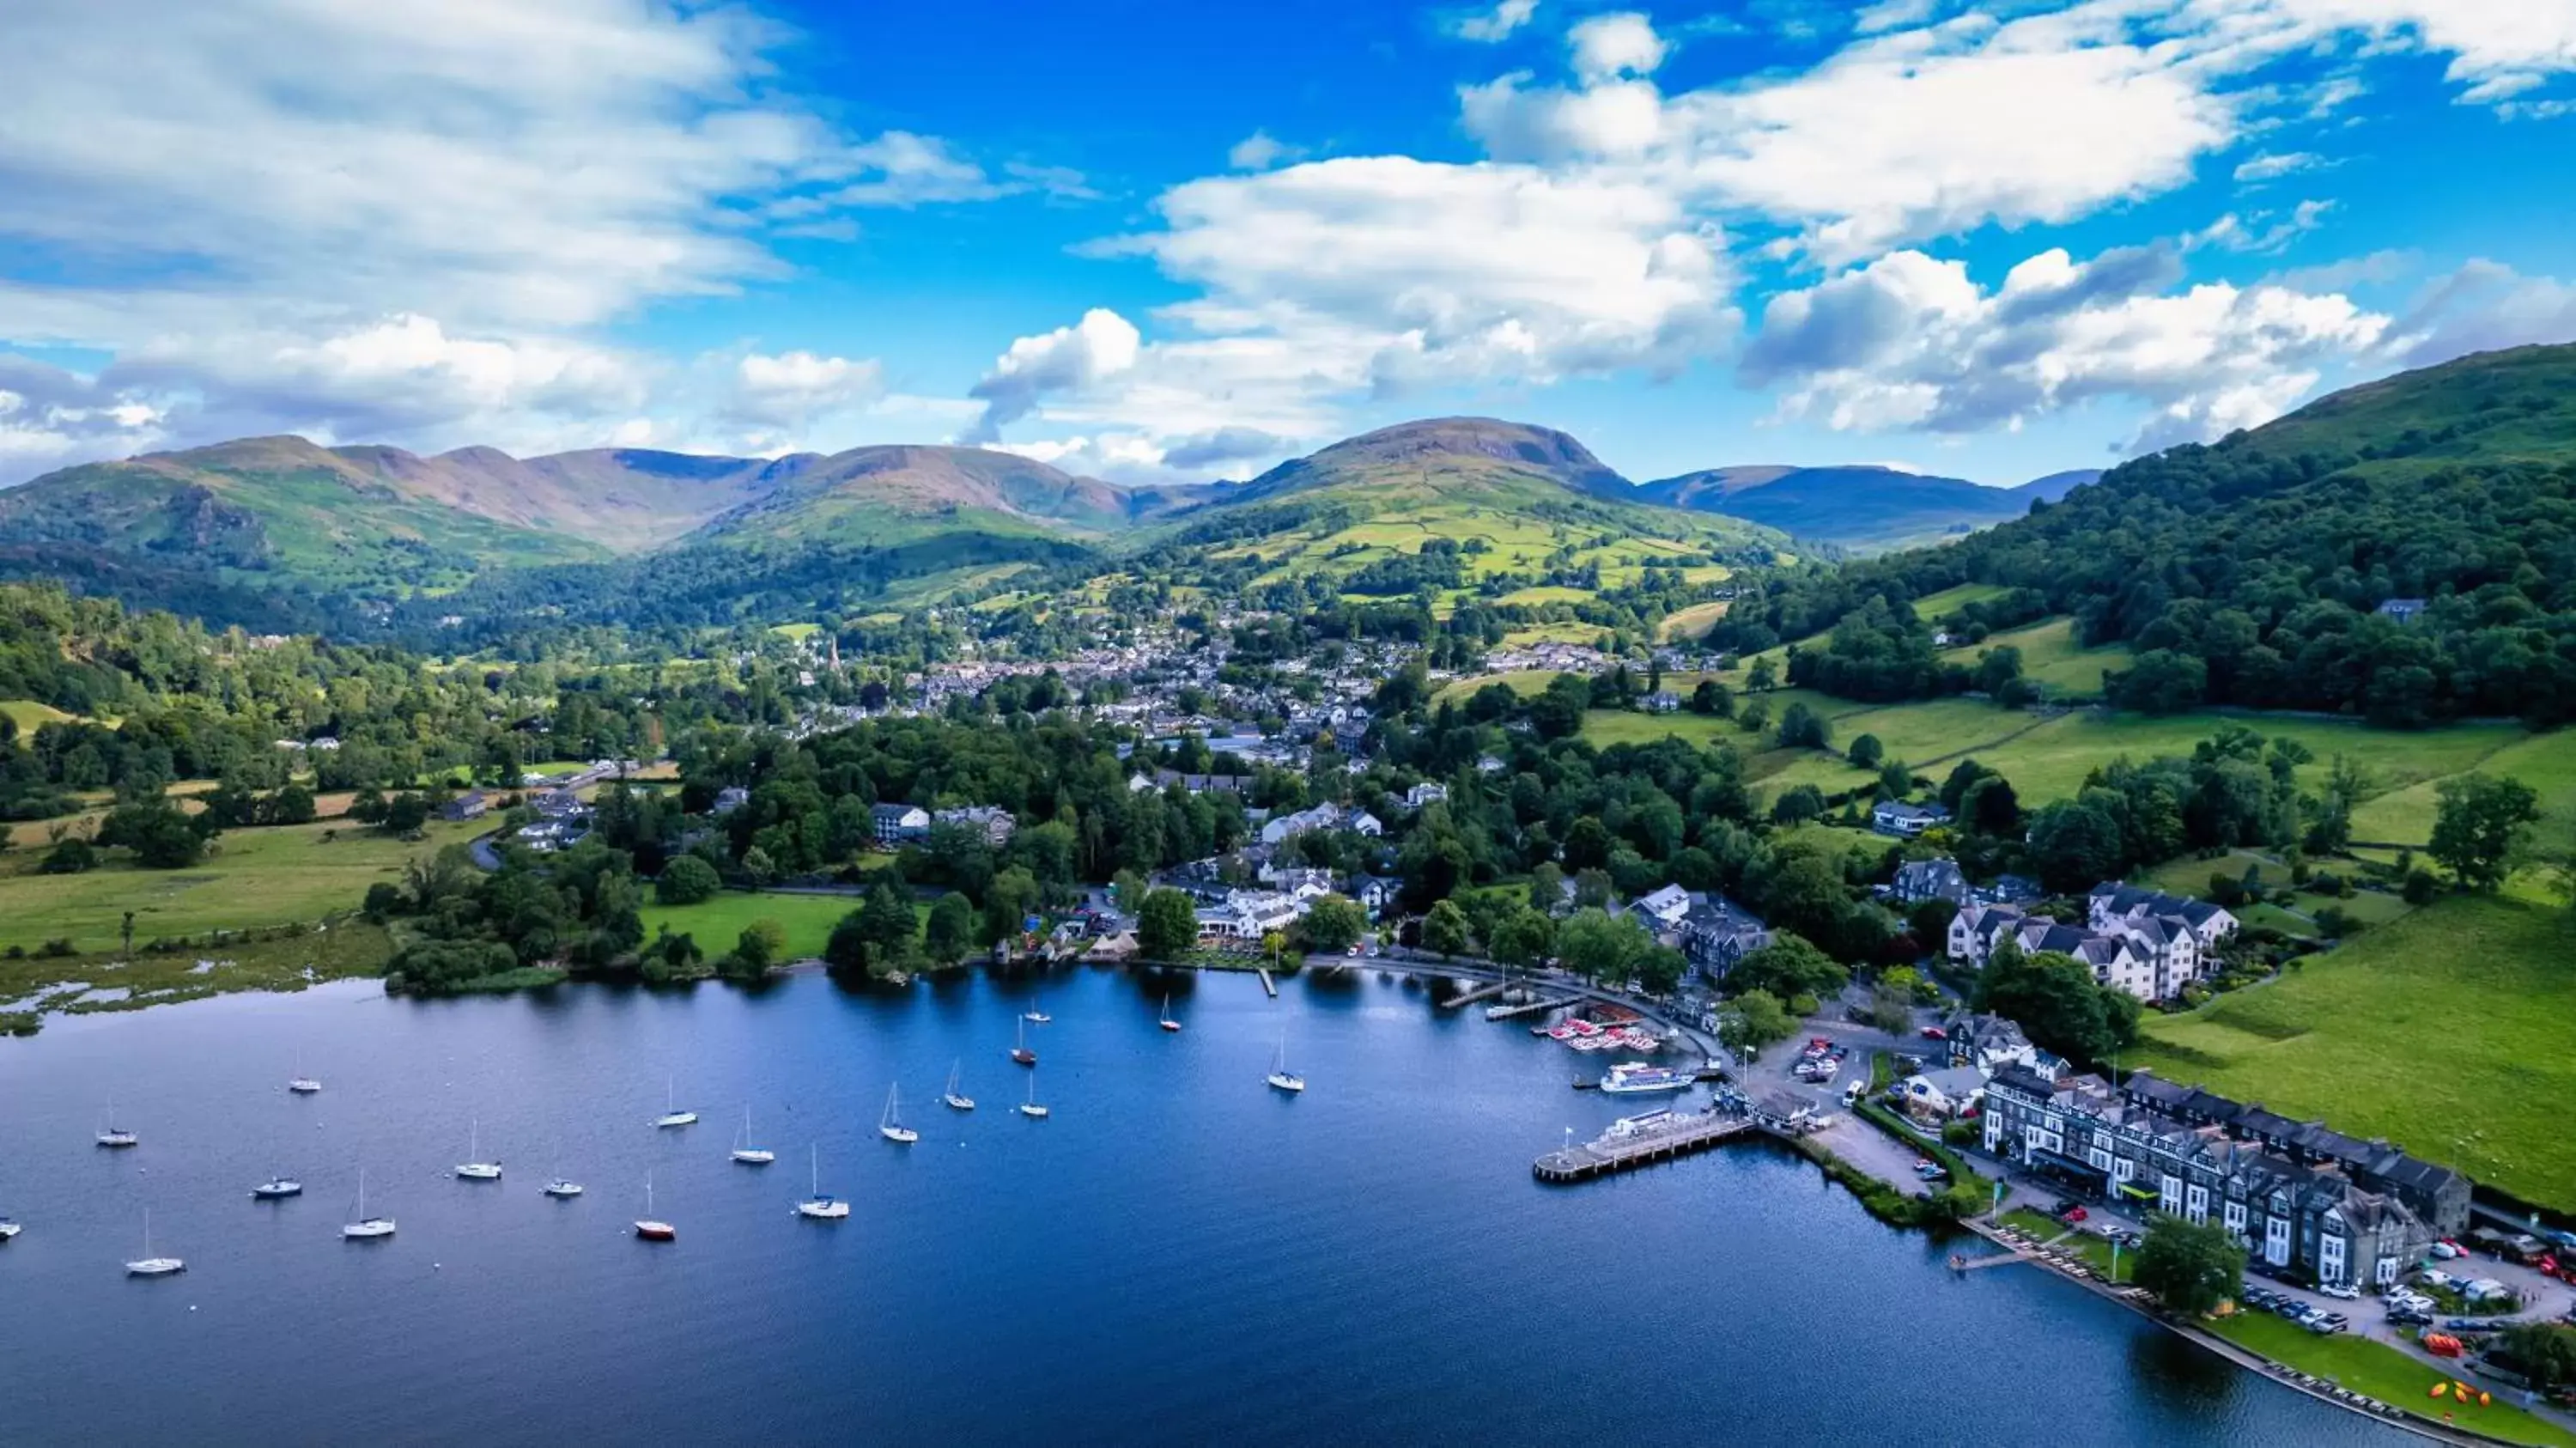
[1919,1025,1948,1040]
[2387,1309,2433,1328]
[2058,1205,2088,1224]
[2319,1282,2360,1300]
[2429,1240,2464,1260]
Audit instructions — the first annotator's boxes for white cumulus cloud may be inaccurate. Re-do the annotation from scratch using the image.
[962,309,1144,445]
[1453,0,1540,44]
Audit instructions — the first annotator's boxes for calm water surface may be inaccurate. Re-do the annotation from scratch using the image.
[0,967,2403,1446]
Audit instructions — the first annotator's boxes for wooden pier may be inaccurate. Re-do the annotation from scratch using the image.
[1258,968,1277,998]
[1532,1109,1763,1183]
[1438,981,1506,1009]
[1485,994,1577,1021]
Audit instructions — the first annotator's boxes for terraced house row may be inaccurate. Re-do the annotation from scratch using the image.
[1981,1067,2471,1290]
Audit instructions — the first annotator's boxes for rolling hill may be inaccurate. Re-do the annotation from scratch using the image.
[1144,417,1787,595]
[1710,342,2576,724]
[1635,464,2035,550]
[684,445,1151,547]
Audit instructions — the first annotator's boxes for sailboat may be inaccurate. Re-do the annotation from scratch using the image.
[251,1174,302,1200]
[941,1060,975,1111]
[95,1100,137,1149]
[455,1118,502,1179]
[542,1175,584,1199]
[634,1174,675,1241]
[125,1209,184,1276]
[342,1171,396,1239]
[653,1076,697,1129]
[1010,1016,1036,1067]
[1158,992,1182,1032]
[288,1049,321,1094]
[879,1083,919,1144]
[731,1105,775,1165]
[1023,992,1051,1025]
[1266,1033,1306,1094]
[795,1144,848,1220]
[1019,1068,1049,1119]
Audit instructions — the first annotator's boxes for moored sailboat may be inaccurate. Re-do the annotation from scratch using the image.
[1019,1068,1049,1119]
[1266,1033,1306,1094]
[342,1170,395,1239]
[1158,992,1182,1032]
[879,1083,919,1144]
[125,1209,183,1276]
[1010,1015,1036,1066]
[95,1100,137,1149]
[653,1075,697,1129]
[456,1118,502,1179]
[731,1105,775,1165]
[941,1060,975,1111]
[635,1173,675,1241]
[794,1144,848,1220]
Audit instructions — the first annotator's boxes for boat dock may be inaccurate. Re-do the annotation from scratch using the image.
[1258,969,1277,998]
[1438,981,1506,1009]
[1485,994,1577,1021]
[1532,1109,1763,1183]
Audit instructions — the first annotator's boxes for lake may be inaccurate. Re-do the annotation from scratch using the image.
[0,966,2403,1446]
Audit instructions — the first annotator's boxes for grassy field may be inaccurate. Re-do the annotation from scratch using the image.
[1658,599,1731,642]
[2350,728,2576,846]
[639,890,871,960]
[2208,1312,2573,1447]
[1434,669,1571,706]
[1938,618,2132,701]
[0,816,487,953]
[1911,582,2014,618]
[1,699,82,739]
[2134,894,2576,1209]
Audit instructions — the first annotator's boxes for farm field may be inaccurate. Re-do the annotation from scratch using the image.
[1434,669,1565,707]
[1657,599,1731,642]
[2349,727,2576,846]
[0,816,487,953]
[2132,894,2576,1210]
[639,890,877,960]
[1938,617,2132,701]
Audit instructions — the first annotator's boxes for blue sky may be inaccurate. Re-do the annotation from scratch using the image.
[2,0,2573,490]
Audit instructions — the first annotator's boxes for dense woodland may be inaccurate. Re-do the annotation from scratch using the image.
[1715,353,2576,725]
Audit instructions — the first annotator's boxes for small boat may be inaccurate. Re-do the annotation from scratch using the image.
[542,1177,584,1199]
[1010,1016,1036,1067]
[96,1101,137,1149]
[941,1060,975,1112]
[653,1075,697,1129]
[1266,1034,1305,1094]
[731,1105,775,1165]
[455,1118,502,1180]
[795,1144,848,1220]
[251,1177,303,1200]
[879,1083,919,1144]
[125,1209,184,1276]
[0,1217,21,1241]
[288,1048,320,1094]
[1158,993,1182,1032]
[635,1174,675,1241]
[1019,1069,1049,1119]
[1023,991,1051,1025]
[342,1171,396,1239]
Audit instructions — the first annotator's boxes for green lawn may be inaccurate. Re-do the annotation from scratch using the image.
[1436,669,1570,706]
[0,919,400,1030]
[2209,1312,2575,1447]
[1940,618,2132,700]
[0,816,488,953]
[639,890,893,960]
[2136,894,2576,1209]
[2000,1209,2136,1281]
[1658,599,1732,642]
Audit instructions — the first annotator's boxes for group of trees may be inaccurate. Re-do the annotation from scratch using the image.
[1711,371,2576,726]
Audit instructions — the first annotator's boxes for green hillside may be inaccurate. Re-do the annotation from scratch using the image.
[1152,417,1784,593]
[1712,342,2576,725]
[687,445,1142,548]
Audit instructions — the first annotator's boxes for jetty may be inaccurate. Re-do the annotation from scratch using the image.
[1437,981,1506,1009]
[1485,993,1577,1021]
[1532,1108,1762,1183]
[1258,969,1277,998]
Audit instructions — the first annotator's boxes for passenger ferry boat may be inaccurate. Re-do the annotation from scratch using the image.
[1597,1062,1696,1095]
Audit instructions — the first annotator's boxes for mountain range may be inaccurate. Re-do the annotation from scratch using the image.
[0,411,2087,618]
